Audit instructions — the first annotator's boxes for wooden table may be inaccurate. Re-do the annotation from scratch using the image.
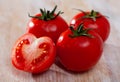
[0,0,120,82]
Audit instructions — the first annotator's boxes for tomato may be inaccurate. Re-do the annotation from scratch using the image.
[11,33,56,73]
[57,24,103,72]
[70,10,110,42]
[27,6,68,43]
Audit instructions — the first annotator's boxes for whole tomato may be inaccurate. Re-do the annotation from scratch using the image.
[70,10,110,42]
[11,33,56,73]
[27,6,68,43]
[57,24,103,72]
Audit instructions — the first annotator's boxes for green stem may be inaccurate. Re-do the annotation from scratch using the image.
[69,23,94,38]
[28,5,63,21]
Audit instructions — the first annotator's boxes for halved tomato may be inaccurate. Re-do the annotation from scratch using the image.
[11,33,56,73]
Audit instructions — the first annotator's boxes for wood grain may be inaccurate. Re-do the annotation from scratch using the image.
[0,0,120,82]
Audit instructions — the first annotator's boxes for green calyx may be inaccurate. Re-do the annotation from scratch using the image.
[69,24,93,38]
[82,10,101,21]
[74,9,101,21]
[28,5,63,21]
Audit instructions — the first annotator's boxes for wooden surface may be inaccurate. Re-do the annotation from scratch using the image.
[0,0,120,82]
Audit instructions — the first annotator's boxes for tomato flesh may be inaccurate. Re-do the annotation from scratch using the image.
[12,33,56,73]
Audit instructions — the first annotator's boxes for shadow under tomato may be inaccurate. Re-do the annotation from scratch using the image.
[32,70,48,76]
[54,56,91,74]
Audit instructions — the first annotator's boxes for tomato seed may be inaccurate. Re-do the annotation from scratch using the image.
[16,55,20,58]
[20,40,24,44]
[16,54,25,63]
[32,58,40,65]
[43,50,48,54]
[18,43,22,47]
[15,50,19,54]
[43,44,47,48]
[16,46,20,50]
[44,56,48,60]
[39,43,45,48]
[31,66,35,70]
[15,46,21,54]
[23,39,30,44]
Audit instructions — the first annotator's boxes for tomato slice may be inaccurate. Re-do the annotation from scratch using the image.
[11,33,56,73]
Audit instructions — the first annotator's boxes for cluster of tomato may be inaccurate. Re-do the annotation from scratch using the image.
[11,6,110,73]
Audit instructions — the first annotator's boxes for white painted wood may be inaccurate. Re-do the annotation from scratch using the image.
[0,0,120,82]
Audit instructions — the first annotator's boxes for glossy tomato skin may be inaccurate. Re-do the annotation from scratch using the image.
[70,12,110,42]
[11,33,56,73]
[27,14,68,43]
[57,29,103,72]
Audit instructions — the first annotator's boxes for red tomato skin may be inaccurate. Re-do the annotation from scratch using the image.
[57,30,103,72]
[27,14,68,43]
[11,33,56,73]
[70,12,110,42]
